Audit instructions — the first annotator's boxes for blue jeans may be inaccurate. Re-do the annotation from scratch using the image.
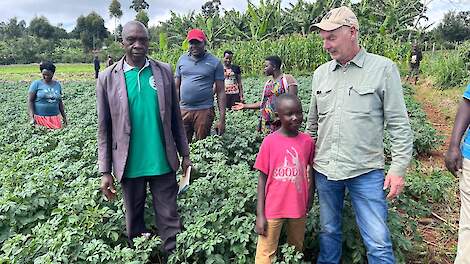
[315,170,395,264]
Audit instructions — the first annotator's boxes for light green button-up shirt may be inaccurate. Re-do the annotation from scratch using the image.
[306,48,413,180]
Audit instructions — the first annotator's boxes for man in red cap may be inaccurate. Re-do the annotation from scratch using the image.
[175,28,226,142]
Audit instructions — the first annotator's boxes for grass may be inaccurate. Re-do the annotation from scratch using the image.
[0,63,102,74]
[414,78,465,121]
[0,63,106,82]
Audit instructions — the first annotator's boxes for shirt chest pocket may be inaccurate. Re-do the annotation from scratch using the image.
[316,88,334,115]
[344,86,376,114]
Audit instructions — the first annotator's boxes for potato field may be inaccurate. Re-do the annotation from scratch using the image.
[0,69,458,263]
[0,0,469,262]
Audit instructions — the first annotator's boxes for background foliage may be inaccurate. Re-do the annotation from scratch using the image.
[420,40,470,89]
[0,0,465,65]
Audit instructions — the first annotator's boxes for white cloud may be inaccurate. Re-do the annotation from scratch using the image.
[425,0,470,28]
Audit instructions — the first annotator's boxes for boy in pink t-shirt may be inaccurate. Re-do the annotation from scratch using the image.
[254,94,315,263]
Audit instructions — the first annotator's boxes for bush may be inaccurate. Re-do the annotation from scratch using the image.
[420,50,469,88]
[0,36,54,64]
[51,39,88,63]
[458,40,470,73]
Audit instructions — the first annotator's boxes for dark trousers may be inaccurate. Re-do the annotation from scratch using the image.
[95,69,99,79]
[121,172,181,253]
[181,108,215,143]
[226,93,240,109]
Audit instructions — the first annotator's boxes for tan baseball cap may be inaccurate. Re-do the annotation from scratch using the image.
[311,6,359,31]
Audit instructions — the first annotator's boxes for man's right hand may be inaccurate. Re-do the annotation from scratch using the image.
[231,102,244,111]
[100,173,116,201]
[255,215,267,236]
[445,146,463,177]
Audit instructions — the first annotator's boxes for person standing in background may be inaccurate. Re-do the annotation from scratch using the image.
[106,55,114,67]
[94,55,100,79]
[175,28,226,142]
[445,83,470,264]
[232,56,298,134]
[28,61,67,129]
[406,43,422,85]
[222,50,243,108]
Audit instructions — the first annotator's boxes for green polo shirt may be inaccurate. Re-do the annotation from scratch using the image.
[306,48,413,180]
[123,60,172,178]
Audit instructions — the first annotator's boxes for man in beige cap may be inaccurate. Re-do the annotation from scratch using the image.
[306,6,413,264]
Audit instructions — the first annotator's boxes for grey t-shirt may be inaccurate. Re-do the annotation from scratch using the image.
[176,53,224,110]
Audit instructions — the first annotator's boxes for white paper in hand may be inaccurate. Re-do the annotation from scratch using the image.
[178,165,191,195]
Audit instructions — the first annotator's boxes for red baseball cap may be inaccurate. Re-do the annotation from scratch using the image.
[187,29,206,42]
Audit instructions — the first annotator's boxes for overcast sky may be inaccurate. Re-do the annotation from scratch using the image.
[0,0,469,32]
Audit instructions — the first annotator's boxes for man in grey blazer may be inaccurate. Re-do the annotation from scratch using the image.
[96,21,191,253]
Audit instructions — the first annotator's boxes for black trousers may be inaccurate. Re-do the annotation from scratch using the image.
[94,69,99,79]
[121,172,181,252]
[226,93,241,109]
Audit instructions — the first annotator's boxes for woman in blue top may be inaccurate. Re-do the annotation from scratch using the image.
[28,61,67,129]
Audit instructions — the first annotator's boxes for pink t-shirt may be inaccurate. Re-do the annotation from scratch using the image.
[254,131,315,219]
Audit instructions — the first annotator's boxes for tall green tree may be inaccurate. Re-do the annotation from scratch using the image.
[130,0,149,12]
[287,0,343,36]
[71,12,108,51]
[201,0,221,18]
[0,17,26,40]
[434,11,470,42]
[116,24,123,40]
[160,11,196,47]
[352,0,425,40]
[135,10,150,27]
[244,0,294,41]
[29,16,55,39]
[53,24,69,39]
[109,0,123,41]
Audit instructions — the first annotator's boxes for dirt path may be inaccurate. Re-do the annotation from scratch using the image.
[413,79,457,168]
[411,78,461,264]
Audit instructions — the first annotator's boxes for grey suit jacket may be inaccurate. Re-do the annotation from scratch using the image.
[96,57,190,182]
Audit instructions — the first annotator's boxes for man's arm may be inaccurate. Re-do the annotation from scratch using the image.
[445,98,470,175]
[305,74,319,139]
[307,165,315,212]
[232,101,261,110]
[169,66,191,172]
[175,77,181,101]
[96,77,112,173]
[215,79,226,135]
[255,172,268,236]
[96,75,116,200]
[237,73,244,102]
[382,63,413,199]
